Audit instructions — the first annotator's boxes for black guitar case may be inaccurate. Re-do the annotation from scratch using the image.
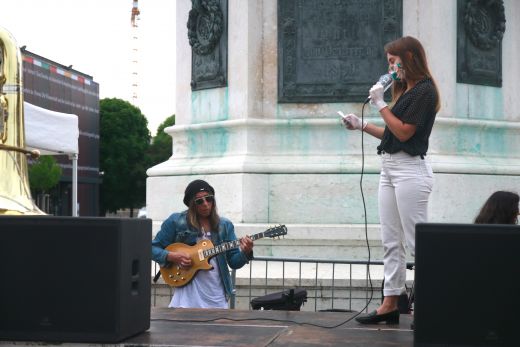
[250,288,307,311]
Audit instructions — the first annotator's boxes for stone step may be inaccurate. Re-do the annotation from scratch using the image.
[234,223,390,260]
[235,223,383,241]
[250,238,384,259]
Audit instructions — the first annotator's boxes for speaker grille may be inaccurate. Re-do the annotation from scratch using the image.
[0,216,151,342]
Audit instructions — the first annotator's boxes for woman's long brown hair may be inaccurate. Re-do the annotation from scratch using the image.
[384,36,441,112]
[475,191,519,225]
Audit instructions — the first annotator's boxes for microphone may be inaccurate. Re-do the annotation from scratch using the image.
[364,73,393,104]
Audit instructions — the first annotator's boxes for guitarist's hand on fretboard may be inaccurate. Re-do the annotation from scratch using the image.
[167,250,192,268]
[239,235,254,255]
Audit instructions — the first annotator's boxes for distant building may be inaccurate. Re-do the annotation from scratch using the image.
[22,49,100,216]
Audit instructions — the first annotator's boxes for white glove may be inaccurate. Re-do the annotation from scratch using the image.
[369,83,387,111]
[340,112,367,131]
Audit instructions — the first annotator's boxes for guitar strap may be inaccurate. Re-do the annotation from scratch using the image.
[210,224,221,245]
[153,270,161,283]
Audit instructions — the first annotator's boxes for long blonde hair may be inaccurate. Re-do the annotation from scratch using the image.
[384,36,441,112]
[187,198,220,232]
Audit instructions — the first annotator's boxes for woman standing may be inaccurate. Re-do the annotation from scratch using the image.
[342,36,440,324]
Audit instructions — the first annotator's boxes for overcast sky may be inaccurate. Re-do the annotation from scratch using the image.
[0,0,176,136]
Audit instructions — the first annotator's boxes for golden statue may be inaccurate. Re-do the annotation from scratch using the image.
[0,26,43,215]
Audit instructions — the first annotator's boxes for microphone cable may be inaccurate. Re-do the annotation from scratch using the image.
[356,99,374,316]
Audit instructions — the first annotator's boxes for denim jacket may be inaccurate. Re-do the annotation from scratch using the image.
[151,211,252,298]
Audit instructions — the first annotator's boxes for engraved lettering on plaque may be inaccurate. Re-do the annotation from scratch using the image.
[278,0,402,103]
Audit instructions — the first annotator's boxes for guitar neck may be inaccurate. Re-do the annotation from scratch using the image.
[203,232,265,258]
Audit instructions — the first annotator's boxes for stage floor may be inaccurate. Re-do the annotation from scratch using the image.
[127,307,414,347]
[0,308,414,346]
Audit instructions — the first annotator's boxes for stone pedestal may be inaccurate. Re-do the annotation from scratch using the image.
[147,0,520,259]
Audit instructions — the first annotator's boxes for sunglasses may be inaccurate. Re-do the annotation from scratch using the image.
[194,195,214,205]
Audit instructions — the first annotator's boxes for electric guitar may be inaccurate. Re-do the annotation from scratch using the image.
[160,225,287,287]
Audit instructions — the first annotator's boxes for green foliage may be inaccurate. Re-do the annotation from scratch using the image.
[148,115,175,167]
[99,98,151,215]
[29,156,62,194]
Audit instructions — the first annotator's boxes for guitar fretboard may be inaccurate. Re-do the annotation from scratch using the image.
[202,232,265,258]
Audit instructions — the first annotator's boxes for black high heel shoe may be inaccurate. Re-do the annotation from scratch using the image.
[355,309,400,324]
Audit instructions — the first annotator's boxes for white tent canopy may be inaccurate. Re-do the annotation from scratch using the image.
[24,102,79,216]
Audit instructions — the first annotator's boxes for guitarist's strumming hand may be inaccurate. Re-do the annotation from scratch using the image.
[167,251,192,268]
[239,236,254,255]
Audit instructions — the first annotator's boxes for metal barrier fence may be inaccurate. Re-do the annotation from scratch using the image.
[152,256,415,312]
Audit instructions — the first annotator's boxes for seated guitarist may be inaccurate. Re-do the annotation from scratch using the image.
[151,179,254,308]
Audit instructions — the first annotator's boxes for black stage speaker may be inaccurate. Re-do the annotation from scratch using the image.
[0,216,151,343]
[414,223,520,347]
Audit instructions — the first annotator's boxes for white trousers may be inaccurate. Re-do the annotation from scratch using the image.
[378,151,433,296]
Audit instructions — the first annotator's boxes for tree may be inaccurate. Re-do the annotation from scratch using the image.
[29,155,62,194]
[147,115,175,167]
[29,155,62,213]
[99,98,150,216]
